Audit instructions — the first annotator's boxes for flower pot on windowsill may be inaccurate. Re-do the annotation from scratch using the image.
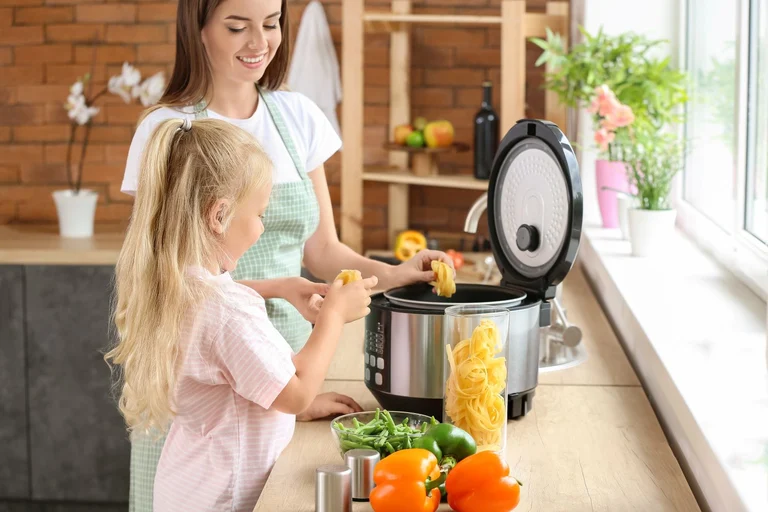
[627,207,677,257]
[52,189,98,238]
[596,159,632,228]
[616,192,638,240]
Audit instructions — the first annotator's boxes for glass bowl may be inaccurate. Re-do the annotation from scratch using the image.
[329,409,436,460]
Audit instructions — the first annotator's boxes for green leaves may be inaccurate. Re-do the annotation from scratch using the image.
[529,25,690,136]
[624,131,686,210]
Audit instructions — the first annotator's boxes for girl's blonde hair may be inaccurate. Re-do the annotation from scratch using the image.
[105,117,272,437]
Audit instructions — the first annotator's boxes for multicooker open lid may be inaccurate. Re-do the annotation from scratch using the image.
[486,119,583,300]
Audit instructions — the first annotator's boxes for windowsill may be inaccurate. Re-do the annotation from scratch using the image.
[579,224,768,512]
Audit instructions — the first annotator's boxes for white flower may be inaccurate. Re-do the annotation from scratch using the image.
[67,100,99,126]
[108,62,142,104]
[120,62,141,88]
[65,93,84,111]
[133,72,165,107]
[70,81,83,96]
[108,75,132,103]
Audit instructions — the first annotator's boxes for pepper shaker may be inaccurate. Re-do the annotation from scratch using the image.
[343,449,380,501]
[315,464,352,512]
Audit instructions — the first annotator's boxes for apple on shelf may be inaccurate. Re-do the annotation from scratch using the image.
[388,116,468,176]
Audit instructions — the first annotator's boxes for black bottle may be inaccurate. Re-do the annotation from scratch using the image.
[473,81,499,180]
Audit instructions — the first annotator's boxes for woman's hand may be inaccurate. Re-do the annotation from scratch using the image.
[296,392,363,422]
[284,277,330,324]
[385,249,455,289]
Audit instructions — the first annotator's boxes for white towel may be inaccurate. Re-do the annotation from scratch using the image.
[288,0,342,137]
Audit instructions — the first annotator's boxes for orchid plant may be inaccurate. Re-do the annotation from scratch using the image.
[63,62,165,194]
[587,84,636,161]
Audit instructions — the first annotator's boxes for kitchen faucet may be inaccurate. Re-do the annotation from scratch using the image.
[463,193,487,234]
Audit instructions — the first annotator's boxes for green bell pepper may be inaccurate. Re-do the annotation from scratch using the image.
[413,423,477,471]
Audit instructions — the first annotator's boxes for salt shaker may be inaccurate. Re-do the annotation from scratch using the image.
[343,449,380,501]
[315,464,352,512]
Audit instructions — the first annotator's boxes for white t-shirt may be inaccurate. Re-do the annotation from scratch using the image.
[120,91,342,195]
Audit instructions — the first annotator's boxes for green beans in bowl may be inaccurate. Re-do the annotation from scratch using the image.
[330,408,438,460]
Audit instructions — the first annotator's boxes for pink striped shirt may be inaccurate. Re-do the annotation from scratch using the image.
[153,270,297,512]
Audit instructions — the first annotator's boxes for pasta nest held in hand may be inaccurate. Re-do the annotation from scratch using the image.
[445,319,507,452]
[335,269,362,285]
[431,260,456,298]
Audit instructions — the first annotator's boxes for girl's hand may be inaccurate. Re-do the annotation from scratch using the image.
[387,249,455,289]
[284,277,330,324]
[320,276,378,324]
[296,392,363,422]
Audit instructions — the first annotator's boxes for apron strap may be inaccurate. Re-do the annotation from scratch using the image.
[256,84,308,179]
[193,100,208,119]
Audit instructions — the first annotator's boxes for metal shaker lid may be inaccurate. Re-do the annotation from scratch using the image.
[344,448,380,501]
[315,464,352,512]
[486,119,583,300]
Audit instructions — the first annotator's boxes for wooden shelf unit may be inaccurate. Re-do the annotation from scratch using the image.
[363,168,490,190]
[340,0,570,253]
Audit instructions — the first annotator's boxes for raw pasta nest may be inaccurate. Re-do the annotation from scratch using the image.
[431,260,456,298]
[335,269,362,285]
[445,319,507,452]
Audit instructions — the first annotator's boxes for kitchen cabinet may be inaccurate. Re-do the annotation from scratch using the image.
[0,266,29,499]
[0,226,130,508]
[25,266,129,502]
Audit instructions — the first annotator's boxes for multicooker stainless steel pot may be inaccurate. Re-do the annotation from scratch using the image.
[364,119,583,420]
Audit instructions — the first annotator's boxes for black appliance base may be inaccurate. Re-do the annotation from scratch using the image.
[366,386,537,421]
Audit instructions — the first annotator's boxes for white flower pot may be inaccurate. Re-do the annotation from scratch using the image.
[628,208,677,257]
[52,189,98,238]
[617,194,638,240]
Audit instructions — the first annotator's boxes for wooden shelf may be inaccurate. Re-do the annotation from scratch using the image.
[363,167,489,190]
[341,0,570,253]
[363,12,502,32]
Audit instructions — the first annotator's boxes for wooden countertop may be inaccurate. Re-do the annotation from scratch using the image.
[0,224,126,265]
[254,264,701,511]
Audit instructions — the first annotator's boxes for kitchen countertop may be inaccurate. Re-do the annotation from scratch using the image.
[0,224,126,265]
[253,264,701,511]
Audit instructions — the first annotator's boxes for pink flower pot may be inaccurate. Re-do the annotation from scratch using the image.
[595,159,631,228]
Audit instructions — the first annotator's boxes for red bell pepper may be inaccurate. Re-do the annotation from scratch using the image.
[446,249,465,270]
[369,448,443,512]
[444,450,521,512]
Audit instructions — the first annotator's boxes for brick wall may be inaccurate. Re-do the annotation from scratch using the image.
[0,0,559,252]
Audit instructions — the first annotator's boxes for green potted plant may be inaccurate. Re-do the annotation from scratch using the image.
[531,27,688,229]
[623,130,685,256]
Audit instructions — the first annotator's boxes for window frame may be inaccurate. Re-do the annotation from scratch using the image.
[675,0,768,301]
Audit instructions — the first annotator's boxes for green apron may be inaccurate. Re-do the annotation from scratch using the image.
[128,85,320,512]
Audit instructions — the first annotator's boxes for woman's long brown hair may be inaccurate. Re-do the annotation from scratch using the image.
[159,0,290,109]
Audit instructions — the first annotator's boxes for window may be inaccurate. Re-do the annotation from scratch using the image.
[683,0,738,233]
[679,0,768,299]
[747,0,768,244]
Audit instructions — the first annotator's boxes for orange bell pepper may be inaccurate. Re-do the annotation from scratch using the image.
[369,448,443,512]
[444,451,521,512]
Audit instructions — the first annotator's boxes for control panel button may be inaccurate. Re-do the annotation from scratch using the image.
[365,368,370,381]
[377,357,385,370]
[375,373,382,385]
[369,354,376,367]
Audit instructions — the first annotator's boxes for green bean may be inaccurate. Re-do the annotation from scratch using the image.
[336,409,438,459]
[383,410,397,434]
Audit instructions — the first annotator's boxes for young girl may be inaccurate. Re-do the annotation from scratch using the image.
[122,1,452,508]
[106,117,376,511]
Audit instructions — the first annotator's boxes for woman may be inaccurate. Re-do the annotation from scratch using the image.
[120,0,453,510]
